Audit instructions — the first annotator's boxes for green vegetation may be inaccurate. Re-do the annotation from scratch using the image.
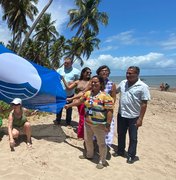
[0,101,11,119]
[0,0,109,117]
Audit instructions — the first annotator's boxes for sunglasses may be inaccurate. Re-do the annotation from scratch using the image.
[86,71,92,74]
[12,103,21,106]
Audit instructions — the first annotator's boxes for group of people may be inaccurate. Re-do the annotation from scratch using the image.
[160,82,170,91]
[7,56,151,169]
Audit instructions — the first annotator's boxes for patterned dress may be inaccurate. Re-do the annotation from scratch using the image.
[104,79,115,146]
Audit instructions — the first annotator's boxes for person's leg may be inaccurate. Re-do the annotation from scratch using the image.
[93,125,107,165]
[105,117,115,146]
[23,121,32,146]
[84,123,94,158]
[77,103,85,139]
[66,107,72,125]
[9,128,19,150]
[127,117,138,159]
[55,108,63,124]
[117,113,128,155]
[12,128,20,139]
[66,95,74,126]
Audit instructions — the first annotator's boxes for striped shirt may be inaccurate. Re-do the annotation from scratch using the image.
[80,91,114,125]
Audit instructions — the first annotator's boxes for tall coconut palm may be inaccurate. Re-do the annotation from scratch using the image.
[81,29,100,59]
[0,0,39,46]
[34,13,59,59]
[18,0,53,55]
[50,35,67,69]
[64,37,84,66]
[63,30,100,67]
[21,38,50,67]
[67,0,108,37]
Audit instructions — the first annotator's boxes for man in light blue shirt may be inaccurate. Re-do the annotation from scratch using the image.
[115,66,150,164]
[54,57,80,127]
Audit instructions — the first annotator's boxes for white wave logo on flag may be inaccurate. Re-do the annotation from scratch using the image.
[0,44,66,113]
[0,53,41,100]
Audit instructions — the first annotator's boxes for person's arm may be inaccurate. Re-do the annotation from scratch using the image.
[136,100,148,127]
[67,81,91,102]
[67,91,84,102]
[65,98,83,109]
[8,112,15,146]
[105,109,113,132]
[82,81,92,93]
[111,83,117,103]
[62,77,78,90]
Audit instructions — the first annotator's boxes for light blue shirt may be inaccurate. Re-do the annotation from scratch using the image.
[117,79,151,118]
[57,66,80,96]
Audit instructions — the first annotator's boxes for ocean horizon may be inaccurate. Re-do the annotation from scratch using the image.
[110,75,176,88]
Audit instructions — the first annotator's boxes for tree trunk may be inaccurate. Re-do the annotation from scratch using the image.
[17,0,53,55]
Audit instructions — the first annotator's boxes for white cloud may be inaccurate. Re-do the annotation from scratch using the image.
[105,30,136,45]
[160,33,176,50]
[37,0,74,33]
[98,45,119,52]
[77,52,176,75]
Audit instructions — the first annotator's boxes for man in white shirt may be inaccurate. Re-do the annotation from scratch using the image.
[115,66,150,164]
[54,57,80,127]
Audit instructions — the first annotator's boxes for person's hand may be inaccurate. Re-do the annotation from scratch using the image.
[105,123,111,132]
[64,105,69,109]
[66,97,72,102]
[136,118,143,127]
[31,109,38,115]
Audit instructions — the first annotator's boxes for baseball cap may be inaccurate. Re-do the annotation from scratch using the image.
[11,98,22,105]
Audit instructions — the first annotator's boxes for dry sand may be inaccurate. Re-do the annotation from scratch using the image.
[0,89,176,180]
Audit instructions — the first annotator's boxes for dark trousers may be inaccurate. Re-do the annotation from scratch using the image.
[56,94,74,125]
[117,113,138,158]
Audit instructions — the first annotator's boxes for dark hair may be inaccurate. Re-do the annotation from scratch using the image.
[64,56,73,63]
[128,66,140,75]
[79,67,91,80]
[96,65,111,75]
[91,75,105,91]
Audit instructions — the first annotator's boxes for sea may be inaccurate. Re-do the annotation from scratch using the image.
[110,75,176,88]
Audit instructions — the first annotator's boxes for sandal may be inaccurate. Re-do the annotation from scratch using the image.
[27,142,32,148]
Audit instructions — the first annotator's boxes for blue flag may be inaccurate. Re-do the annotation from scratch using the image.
[0,44,66,113]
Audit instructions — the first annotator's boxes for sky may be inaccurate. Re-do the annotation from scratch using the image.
[1,0,176,76]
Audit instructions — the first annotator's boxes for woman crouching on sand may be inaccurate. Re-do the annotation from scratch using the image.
[8,98,32,150]
[65,75,114,169]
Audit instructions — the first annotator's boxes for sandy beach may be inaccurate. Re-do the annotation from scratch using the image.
[0,89,176,180]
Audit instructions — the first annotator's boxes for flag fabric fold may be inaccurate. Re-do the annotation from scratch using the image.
[0,44,66,113]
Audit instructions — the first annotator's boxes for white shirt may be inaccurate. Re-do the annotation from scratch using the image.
[57,66,80,96]
[117,79,151,118]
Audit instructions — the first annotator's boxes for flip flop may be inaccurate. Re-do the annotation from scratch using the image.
[27,142,32,148]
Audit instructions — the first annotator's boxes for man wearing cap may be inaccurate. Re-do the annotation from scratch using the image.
[8,98,32,150]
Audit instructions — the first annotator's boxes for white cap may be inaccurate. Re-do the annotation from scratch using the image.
[11,98,22,105]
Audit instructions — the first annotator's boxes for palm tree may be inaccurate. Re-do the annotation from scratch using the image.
[64,37,84,66]
[81,29,100,59]
[0,0,39,47]
[21,38,50,67]
[6,39,19,51]
[18,0,53,55]
[63,30,100,67]
[50,36,67,69]
[67,0,108,37]
[34,13,59,59]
